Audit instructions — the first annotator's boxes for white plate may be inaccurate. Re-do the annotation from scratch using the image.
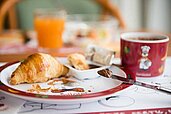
[0,58,131,104]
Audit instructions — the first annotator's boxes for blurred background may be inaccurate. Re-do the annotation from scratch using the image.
[1,0,171,32]
[0,0,171,61]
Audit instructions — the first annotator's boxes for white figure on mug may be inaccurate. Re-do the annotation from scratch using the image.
[139,46,152,70]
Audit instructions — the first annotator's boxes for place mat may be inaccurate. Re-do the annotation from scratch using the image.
[0,92,24,113]
[16,84,171,114]
[1,58,171,114]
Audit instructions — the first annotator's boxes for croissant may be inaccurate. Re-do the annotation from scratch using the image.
[10,53,69,85]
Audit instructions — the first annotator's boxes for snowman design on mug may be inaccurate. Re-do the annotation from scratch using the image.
[139,46,152,70]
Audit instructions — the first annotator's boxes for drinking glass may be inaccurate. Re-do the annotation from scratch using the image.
[34,9,66,52]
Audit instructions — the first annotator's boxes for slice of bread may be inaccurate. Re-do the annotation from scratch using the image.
[0,30,24,47]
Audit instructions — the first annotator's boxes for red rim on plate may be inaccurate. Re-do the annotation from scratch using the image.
[0,82,130,99]
[0,62,131,101]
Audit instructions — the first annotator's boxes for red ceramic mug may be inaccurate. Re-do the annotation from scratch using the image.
[121,32,169,80]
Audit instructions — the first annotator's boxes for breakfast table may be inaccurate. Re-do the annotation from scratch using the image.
[0,32,171,114]
[0,57,171,114]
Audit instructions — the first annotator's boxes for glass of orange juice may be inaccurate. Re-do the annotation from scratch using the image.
[34,9,66,52]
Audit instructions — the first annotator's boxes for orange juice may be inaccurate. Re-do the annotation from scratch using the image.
[34,17,65,48]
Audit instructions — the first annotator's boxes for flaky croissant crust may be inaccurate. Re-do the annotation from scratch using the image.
[10,53,69,85]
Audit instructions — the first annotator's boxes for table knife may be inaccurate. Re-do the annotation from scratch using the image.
[97,69,171,95]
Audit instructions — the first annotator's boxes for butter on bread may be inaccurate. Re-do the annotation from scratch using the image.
[10,53,69,85]
[67,53,89,70]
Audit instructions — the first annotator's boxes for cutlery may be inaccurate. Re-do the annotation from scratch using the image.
[97,68,171,95]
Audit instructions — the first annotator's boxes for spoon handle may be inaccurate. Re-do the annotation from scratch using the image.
[134,80,171,94]
[111,74,171,95]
